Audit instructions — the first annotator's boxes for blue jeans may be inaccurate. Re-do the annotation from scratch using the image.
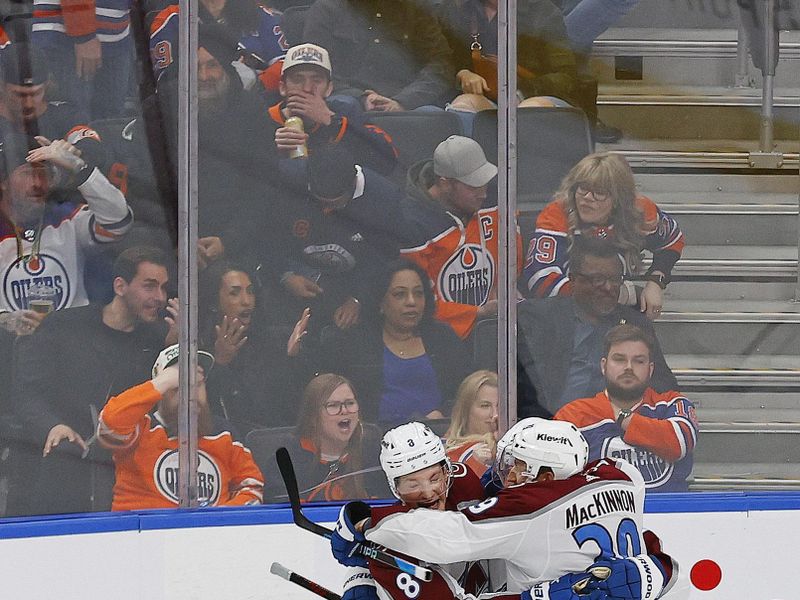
[561,0,641,53]
[35,36,133,120]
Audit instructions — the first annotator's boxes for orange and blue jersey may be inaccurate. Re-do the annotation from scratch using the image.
[32,0,132,44]
[554,388,699,492]
[523,196,684,298]
[0,24,11,51]
[99,381,264,511]
[149,4,287,83]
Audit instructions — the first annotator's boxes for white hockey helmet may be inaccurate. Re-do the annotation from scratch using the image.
[494,417,542,467]
[380,422,449,500]
[506,418,588,481]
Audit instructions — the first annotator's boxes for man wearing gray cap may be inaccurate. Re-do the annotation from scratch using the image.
[400,135,521,339]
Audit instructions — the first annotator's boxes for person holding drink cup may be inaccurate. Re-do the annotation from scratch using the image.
[0,132,133,334]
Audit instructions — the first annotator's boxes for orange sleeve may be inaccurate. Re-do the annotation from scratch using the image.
[222,444,265,506]
[434,301,478,339]
[535,200,570,233]
[99,381,162,443]
[62,0,97,39]
[623,414,684,462]
[554,399,603,428]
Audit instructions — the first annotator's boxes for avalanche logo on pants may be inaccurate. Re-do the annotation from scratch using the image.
[154,449,222,505]
[438,244,495,306]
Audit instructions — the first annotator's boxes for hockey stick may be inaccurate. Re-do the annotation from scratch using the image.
[270,562,341,600]
[276,447,434,582]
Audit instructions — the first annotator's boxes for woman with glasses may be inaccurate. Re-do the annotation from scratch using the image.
[522,152,684,320]
[315,260,472,427]
[262,373,386,503]
[444,370,500,477]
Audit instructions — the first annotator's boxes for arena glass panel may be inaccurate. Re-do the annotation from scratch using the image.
[1,0,798,526]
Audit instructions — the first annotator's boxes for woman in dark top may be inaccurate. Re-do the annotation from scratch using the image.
[261,373,386,503]
[317,260,472,426]
[200,261,306,433]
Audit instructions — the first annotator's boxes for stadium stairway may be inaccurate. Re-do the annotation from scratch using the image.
[586,0,800,490]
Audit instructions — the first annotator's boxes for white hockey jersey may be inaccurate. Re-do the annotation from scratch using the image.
[0,168,132,312]
[366,459,650,594]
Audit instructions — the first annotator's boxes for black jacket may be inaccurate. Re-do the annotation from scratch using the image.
[436,0,578,102]
[315,318,473,423]
[517,296,679,418]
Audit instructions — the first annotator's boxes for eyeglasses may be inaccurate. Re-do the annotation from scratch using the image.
[572,272,623,288]
[575,186,611,203]
[323,399,359,415]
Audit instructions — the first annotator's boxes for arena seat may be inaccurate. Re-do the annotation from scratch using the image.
[471,107,594,206]
[364,111,464,180]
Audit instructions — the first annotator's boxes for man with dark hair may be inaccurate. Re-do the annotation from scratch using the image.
[9,245,177,515]
[269,43,397,175]
[555,323,699,492]
[517,236,677,418]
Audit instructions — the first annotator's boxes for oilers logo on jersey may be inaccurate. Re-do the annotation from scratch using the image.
[438,243,495,306]
[154,449,222,505]
[2,253,70,311]
[601,437,674,489]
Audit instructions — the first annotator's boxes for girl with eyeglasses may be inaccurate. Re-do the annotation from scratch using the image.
[522,152,684,320]
[262,373,387,503]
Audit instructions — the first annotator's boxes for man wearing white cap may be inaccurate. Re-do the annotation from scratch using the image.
[400,135,522,339]
[270,43,397,175]
[97,344,264,510]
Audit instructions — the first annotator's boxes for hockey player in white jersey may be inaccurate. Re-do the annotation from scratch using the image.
[332,419,676,600]
[0,133,132,328]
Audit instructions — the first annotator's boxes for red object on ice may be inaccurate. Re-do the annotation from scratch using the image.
[690,559,722,591]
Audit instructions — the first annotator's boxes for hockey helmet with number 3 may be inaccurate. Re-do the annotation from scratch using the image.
[503,418,588,482]
[380,421,449,500]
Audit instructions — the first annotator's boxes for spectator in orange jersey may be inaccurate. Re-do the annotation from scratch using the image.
[523,152,684,320]
[444,370,499,477]
[98,344,264,510]
[401,135,522,338]
[260,373,387,503]
[555,324,698,492]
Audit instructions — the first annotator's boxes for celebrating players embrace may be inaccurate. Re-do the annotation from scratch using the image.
[330,420,676,600]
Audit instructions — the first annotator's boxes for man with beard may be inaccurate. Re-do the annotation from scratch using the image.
[98,345,264,510]
[0,133,132,319]
[555,324,698,492]
[517,236,677,418]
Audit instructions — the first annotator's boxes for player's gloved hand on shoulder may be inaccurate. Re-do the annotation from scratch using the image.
[342,566,379,600]
[580,555,668,600]
[331,501,372,567]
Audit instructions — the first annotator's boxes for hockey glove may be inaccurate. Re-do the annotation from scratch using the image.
[579,555,668,600]
[342,566,379,600]
[331,501,372,568]
[522,570,606,600]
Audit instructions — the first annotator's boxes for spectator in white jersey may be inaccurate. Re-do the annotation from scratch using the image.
[0,132,132,334]
[332,418,677,600]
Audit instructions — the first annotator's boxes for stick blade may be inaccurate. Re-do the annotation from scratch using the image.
[276,446,331,538]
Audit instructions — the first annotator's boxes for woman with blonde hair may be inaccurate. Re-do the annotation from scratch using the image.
[444,370,499,476]
[522,152,684,320]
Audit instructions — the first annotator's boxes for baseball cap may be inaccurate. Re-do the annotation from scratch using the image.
[281,43,332,76]
[0,44,51,86]
[152,344,215,379]
[433,135,497,188]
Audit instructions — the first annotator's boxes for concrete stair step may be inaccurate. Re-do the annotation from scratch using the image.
[668,354,800,388]
[690,391,800,411]
[656,318,799,358]
[659,298,800,318]
[652,245,798,279]
[611,149,799,170]
[664,280,797,301]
